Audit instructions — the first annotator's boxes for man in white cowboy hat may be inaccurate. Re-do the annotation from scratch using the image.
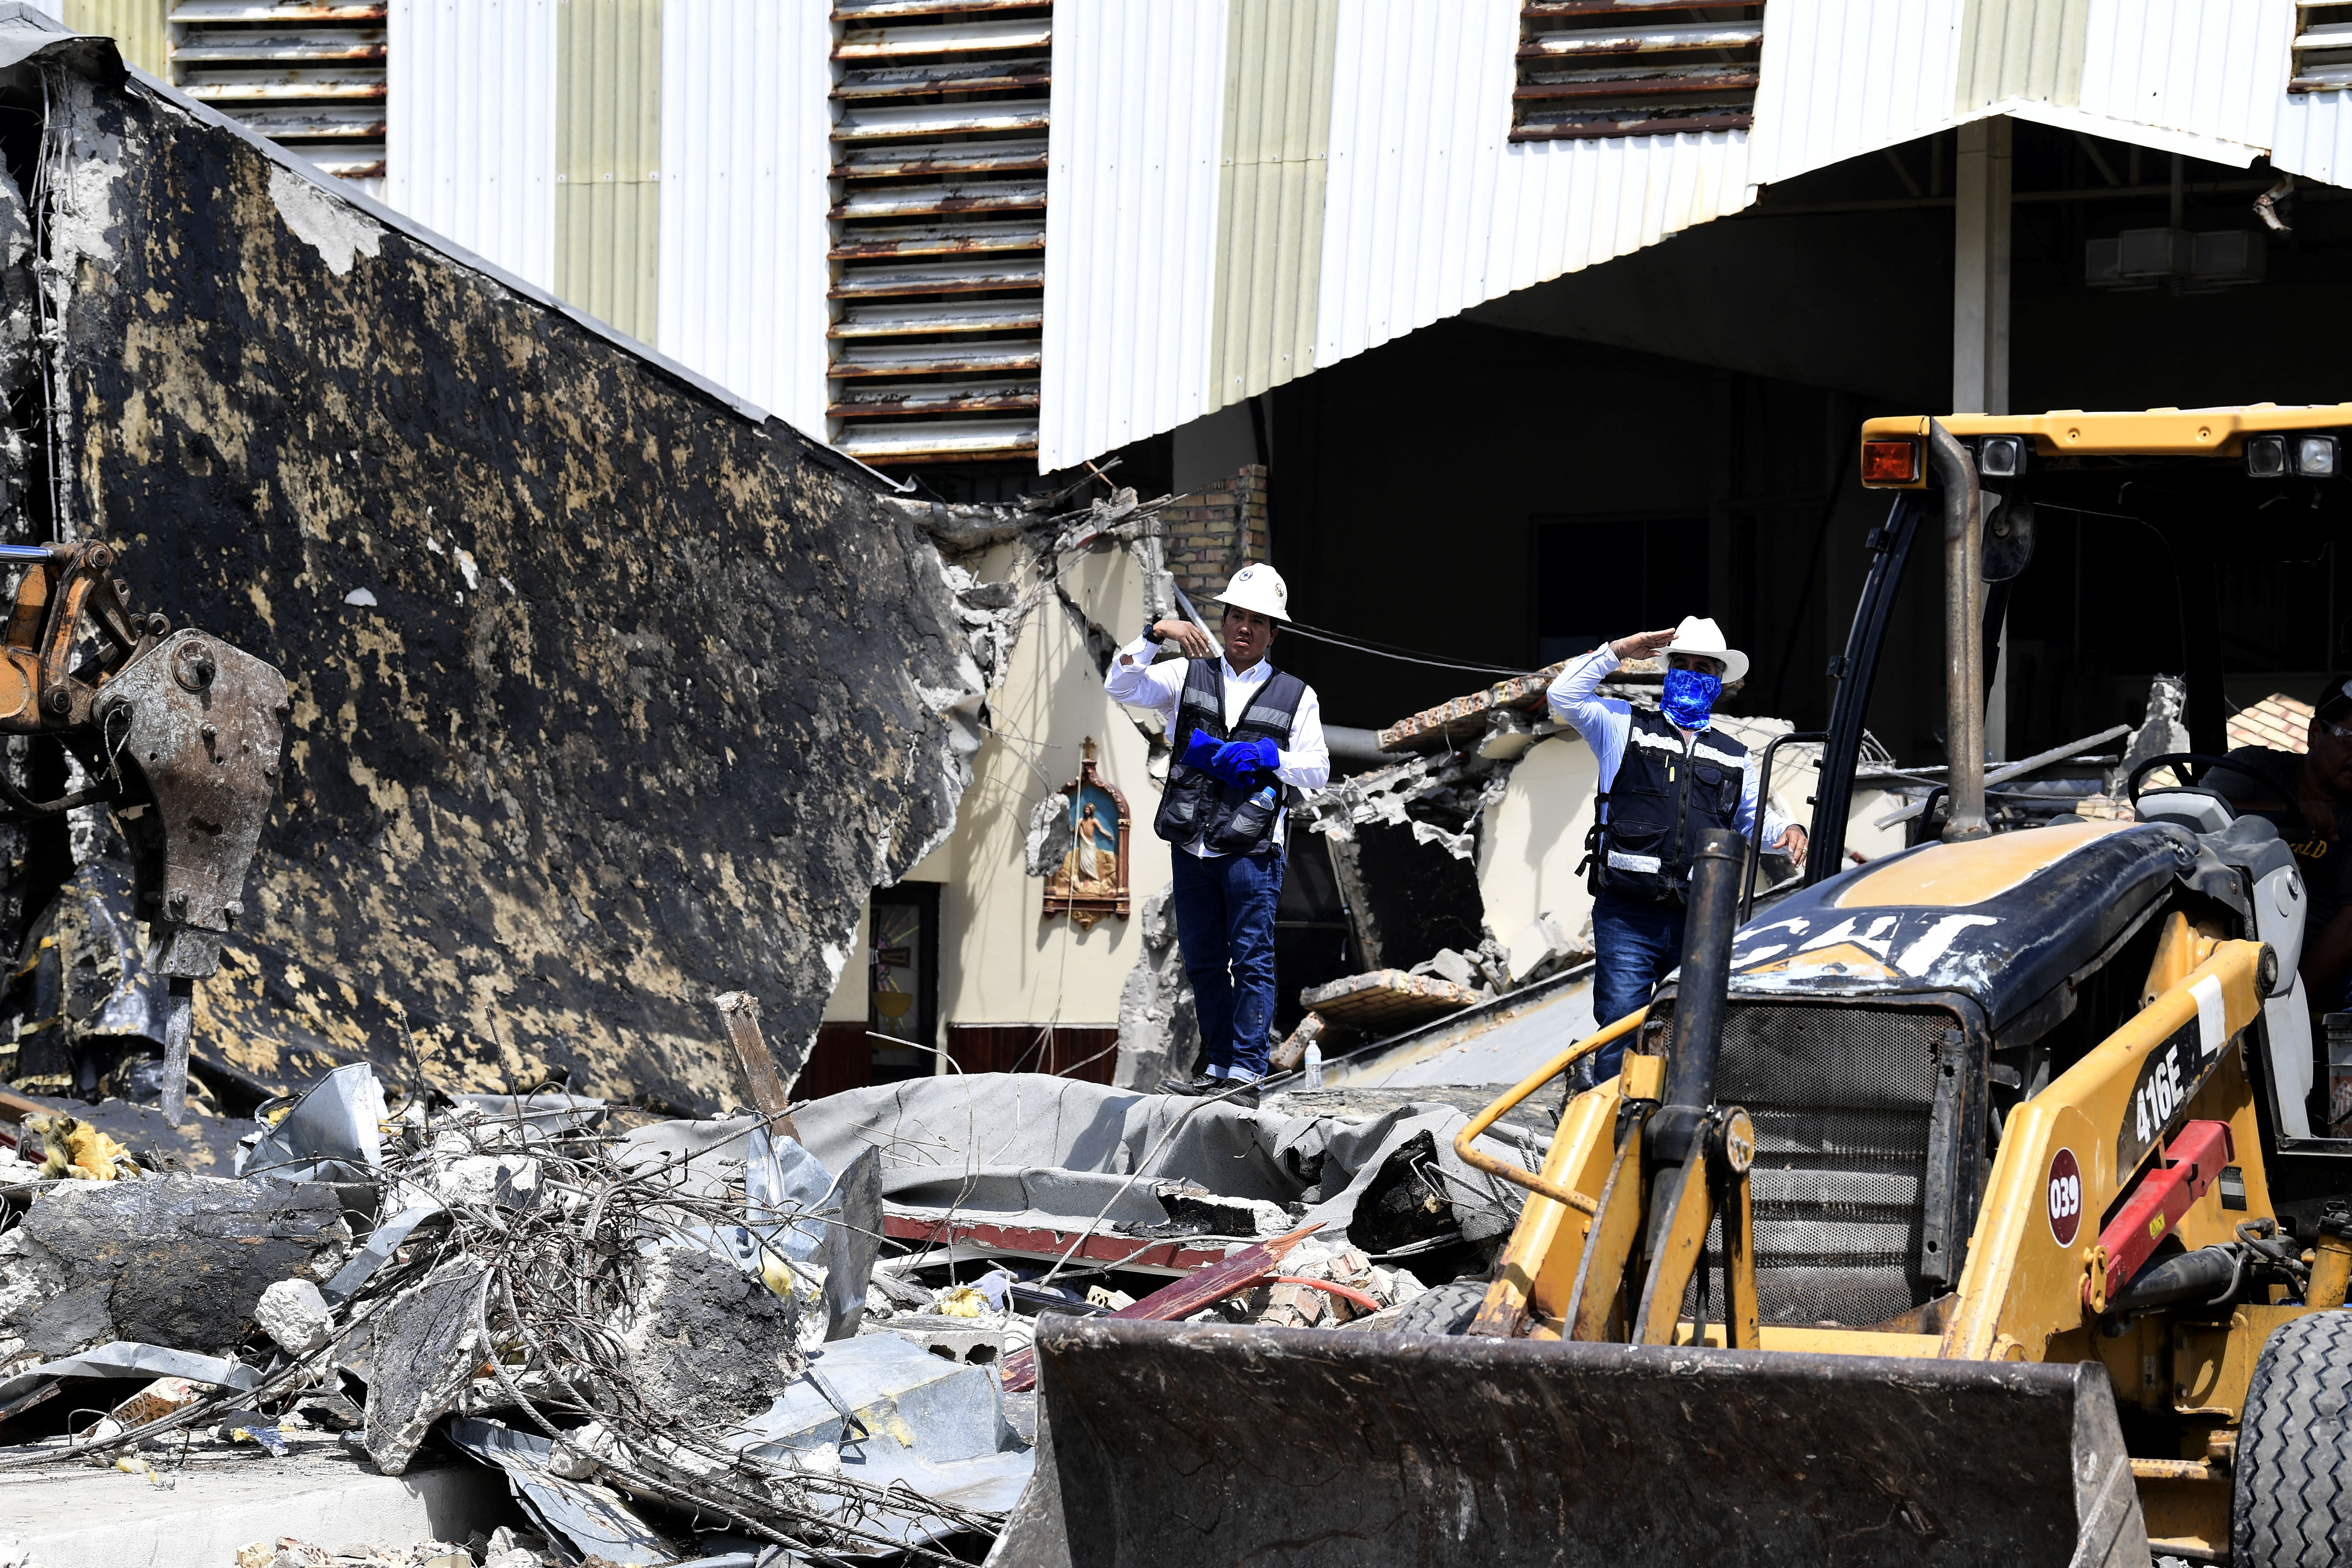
[1548,617,1807,1085]
[1105,563,1329,1107]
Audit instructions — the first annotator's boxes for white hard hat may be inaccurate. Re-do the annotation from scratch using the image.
[1213,563,1290,622]
[1662,615,1748,684]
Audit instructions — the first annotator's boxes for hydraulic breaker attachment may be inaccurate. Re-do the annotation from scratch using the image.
[0,542,287,1125]
[996,1318,2149,1568]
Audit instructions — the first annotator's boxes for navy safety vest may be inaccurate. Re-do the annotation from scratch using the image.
[1585,708,1750,905]
[1152,657,1307,857]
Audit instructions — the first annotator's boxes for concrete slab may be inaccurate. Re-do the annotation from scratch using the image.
[0,1432,522,1568]
[742,1333,1010,1460]
[1321,965,1596,1088]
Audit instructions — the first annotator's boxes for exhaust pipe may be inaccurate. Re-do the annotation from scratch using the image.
[1652,828,1745,1167]
[1634,828,1748,1331]
[1927,419,1990,841]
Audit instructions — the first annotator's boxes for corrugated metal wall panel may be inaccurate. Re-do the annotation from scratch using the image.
[555,0,661,345]
[656,0,832,442]
[1313,0,1756,377]
[386,0,558,291]
[1206,0,1336,412]
[1042,0,2329,472]
[63,0,166,75]
[1748,0,1963,185]
[1953,0,2087,111]
[2274,86,2352,185]
[2076,0,2292,155]
[2273,8,2352,188]
[1751,0,2288,185]
[1038,0,1228,473]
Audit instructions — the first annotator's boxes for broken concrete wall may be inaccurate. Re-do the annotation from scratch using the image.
[1111,884,1199,1088]
[1334,824,1487,975]
[904,538,1174,1037]
[4,38,1011,1110]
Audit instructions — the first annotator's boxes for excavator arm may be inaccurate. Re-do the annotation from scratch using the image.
[0,542,287,1126]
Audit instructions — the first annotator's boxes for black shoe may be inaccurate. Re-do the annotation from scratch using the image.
[1160,1073,1224,1097]
[1218,1079,1262,1110]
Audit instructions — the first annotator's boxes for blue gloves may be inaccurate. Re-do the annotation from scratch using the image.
[1181,731,1279,785]
[1211,737,1280,786]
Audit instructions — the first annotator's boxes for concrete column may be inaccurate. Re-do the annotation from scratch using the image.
[1954,117,2012,760]
[1952,117,2011,416]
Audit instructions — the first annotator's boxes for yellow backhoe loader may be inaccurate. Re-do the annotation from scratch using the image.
[996,407,2352,1567]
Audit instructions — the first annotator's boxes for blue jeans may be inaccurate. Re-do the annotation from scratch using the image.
[1170,849,1285,1078]
[1588,891,1686,1083]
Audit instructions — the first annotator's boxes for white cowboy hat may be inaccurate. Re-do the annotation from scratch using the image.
[1662,615,1748,685]
[1212,562,1290,622]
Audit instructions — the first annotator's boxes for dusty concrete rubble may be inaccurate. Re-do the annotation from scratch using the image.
[0,1174,348,1364]
[0,1047,1546,1565]
[0,1067,1033,1564]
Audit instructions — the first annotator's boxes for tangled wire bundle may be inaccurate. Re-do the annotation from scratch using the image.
[3,1098,1003,1566]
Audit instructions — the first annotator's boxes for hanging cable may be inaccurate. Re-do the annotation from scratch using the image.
[1277,621,1536,677]
[1170,585,1535,677]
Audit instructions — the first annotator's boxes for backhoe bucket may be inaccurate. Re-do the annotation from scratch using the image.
[989,1319,2148,1568]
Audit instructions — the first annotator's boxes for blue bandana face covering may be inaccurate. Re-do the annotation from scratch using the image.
[1661,667,1722,730]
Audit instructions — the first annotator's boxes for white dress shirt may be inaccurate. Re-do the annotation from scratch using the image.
[1105,635,1331,858]
[1546,646,1792,844]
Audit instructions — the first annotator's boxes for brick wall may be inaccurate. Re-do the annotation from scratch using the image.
[1161,464,1271,606]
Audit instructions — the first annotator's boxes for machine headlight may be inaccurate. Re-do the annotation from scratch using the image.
[2245,434,2288,479]
[2294,434,2339,478]
[1975,435,2027,478]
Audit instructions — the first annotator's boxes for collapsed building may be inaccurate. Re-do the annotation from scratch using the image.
[0,16,1028,1133]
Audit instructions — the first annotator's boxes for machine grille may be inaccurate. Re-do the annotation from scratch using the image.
[1644,998,1961,1329]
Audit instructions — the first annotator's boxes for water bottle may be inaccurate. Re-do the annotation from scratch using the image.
[1252,784,1276,808]
[1304,1040,1323,1090]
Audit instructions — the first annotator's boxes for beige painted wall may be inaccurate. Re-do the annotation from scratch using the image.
[1476,735,1602,959]
[903,542,1170,1033]
[819,901,868,1024]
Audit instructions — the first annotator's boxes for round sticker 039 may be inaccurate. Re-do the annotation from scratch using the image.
[2046,1147,2082,1247]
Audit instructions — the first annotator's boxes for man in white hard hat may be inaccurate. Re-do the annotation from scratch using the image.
[1105,564,1329,1106]
[1548,617,1808,1086]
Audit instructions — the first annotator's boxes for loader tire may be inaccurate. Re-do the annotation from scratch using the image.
[2233,1309,2352,1568]
[1390,1281,1484,1336]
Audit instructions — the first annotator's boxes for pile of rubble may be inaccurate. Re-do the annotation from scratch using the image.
[0,1063,1023,1565]
[0,1052,1518,1566]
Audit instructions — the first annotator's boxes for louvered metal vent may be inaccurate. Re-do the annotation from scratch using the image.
[1511,1,1764,144]
[2291,1,2352,93]
[169,1,387,196]
[828,0,1049,467]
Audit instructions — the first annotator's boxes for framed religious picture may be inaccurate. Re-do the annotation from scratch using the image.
[1043,738,1130,929]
